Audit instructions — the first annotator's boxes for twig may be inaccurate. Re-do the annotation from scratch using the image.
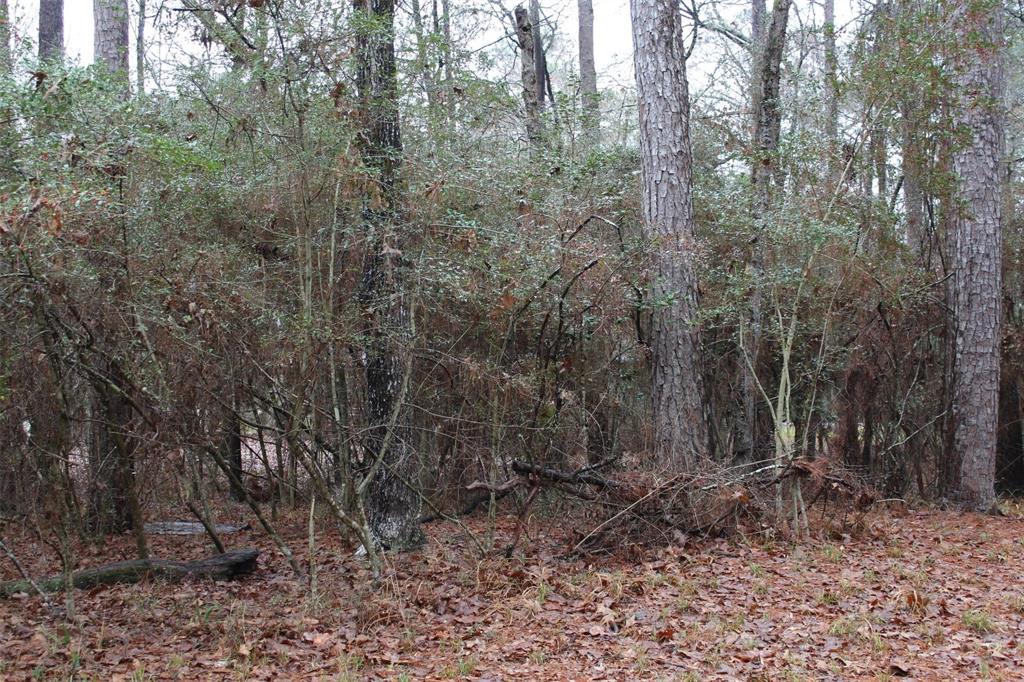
[0,537,55,611]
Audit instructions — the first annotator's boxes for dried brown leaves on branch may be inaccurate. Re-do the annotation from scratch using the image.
[471,454,876,556]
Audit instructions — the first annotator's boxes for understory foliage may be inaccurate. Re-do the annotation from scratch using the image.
[0,0,1021,566]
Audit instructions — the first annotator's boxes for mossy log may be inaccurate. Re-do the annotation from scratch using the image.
[0,549,259,598]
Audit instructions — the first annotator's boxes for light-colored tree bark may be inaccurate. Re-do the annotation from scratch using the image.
[513,5,541,145]
[353,0,424,550]
[94,0,129,90]
[577,0,598,141]
[410,0,438,119]
[630,0,709,468]
[39,0,63,62]
[949,0,1005,512]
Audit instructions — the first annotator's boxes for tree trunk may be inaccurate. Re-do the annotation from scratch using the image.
[94,0,129,91]
[743,0,791,460]
[513,5,541,145]
[223,402,245,501]
[135,0,145,94]
[89,359,149,559]
[823,0,838,182]
[0,0,9,74]
[630,0,709,468]
[577,0,598,142]
[949,0,1005,512]
[901,99,927,260]
[353,0,424,551]
[410,0,439,121]
[0,550,259,598]
[38,0,63,62]
[529,0,546,110]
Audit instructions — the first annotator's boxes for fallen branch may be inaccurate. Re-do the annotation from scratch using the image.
[0,538,54,609]
[0,549,259,598]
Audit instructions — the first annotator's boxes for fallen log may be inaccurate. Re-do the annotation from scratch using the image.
[0,549,259,598]
[144,521,251,536]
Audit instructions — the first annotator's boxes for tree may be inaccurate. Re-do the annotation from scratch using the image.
[742,0,791,459]
[577,0,598,141]
[949,0,1005,511]
[0,0,9,74]
[513,4,541,145]
[353,0,424,551]
[94,0,129,90]
[39,0,63,62]
[136,0,145,94]
[630,0,709,468]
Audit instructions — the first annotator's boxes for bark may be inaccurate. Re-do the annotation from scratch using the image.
[353,0,424,551]
[823,0,838,181]
[94,0,129,90]
[0,550,259,598]
[513,5,541,145]
[529,0,546,110]
[742,0,791,459]
[577,0,598,141]
[136,0,145,94]
[901,99,927,259]
[949,0,1005,512]
[39,0,63,62]
[0,0,9,73]
[898,0,928,262]
[750,0,766,131]
[439,0,453,119]
[410,0,439,119]
[89,358,149,559]
[222,403,245,501]
[630,0,710,468]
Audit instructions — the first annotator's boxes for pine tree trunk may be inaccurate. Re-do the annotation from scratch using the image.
[94,0,129,90]
[630,0,709,469]
[38,0,63,61]
[354,0,424,551]
[577,0,598,142]
[135,0,145,94]
[949,0,1005,512]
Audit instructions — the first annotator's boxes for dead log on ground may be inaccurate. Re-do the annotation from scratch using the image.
[0,549,259,598]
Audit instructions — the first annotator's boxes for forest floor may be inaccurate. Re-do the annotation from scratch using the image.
[2,501,1024,681]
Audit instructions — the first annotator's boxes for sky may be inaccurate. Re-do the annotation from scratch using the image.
[6,0,635,84]
[6,0,854,97]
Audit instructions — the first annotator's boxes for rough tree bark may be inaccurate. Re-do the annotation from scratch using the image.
[898,0,928,263]
[577,0,598,142]
[949,0,1005,512]
[353,0,424,551]
[89,358,149,559]
[136,0,145,94]
[513,5,541,145]
[94,0,129,90]
[823,0,838,181]
[742,0,791,460]
[529,0,546,110]
[0,0,9,74]
[630,0,709,469]
[39,0,63,61]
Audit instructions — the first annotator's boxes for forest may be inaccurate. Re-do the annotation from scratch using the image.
[0,0,1022,678]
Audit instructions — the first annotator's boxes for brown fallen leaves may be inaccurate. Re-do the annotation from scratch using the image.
[1,507,1024,680]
